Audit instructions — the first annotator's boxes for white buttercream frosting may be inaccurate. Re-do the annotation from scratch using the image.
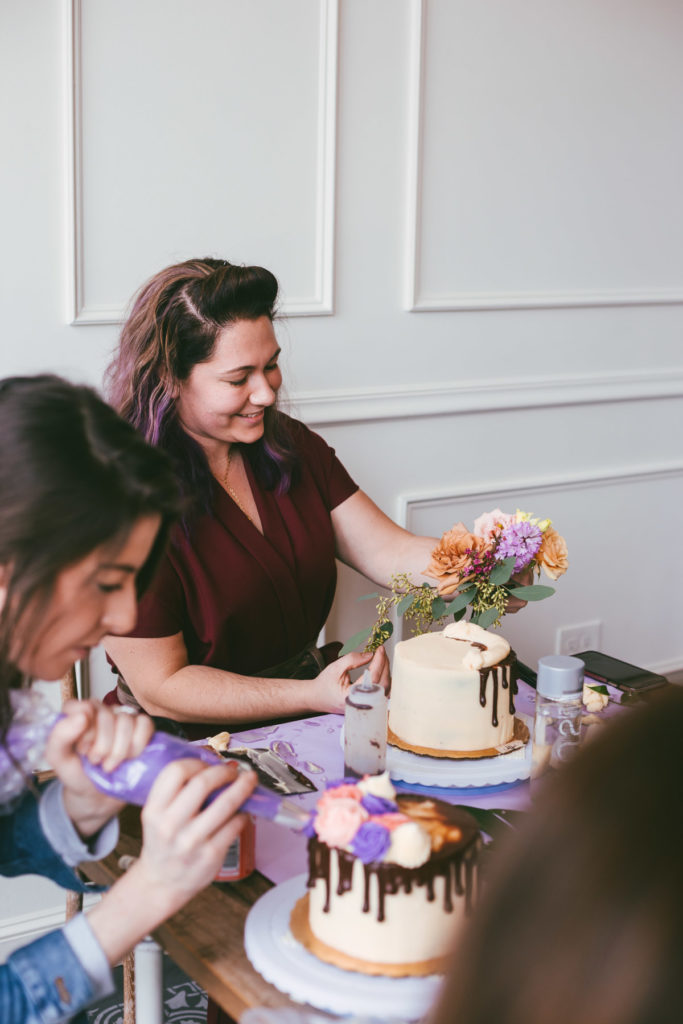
[442,620,510,666]
[357,771,396,801]
[387,821,432,868]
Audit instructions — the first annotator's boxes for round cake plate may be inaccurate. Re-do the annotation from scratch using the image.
[244,874,444,1020]
[340,715,532,788]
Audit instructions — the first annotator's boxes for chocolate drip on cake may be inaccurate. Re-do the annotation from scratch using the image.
[307,798,481,922]
[477,651,518,727]
[448,638,488,652]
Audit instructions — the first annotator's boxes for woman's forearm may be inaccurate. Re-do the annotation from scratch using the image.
[134,663,321,724]
[85,861,180,967]
[332,489,437,588]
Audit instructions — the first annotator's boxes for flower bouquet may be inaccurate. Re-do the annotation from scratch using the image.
[341,508,568,654]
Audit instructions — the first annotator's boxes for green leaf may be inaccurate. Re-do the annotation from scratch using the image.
[587,683,608,695]
[472,606,500,629]
[381,620,394,639]
[339,626,374,655]
[489,556,516,585]
[431,596,448,619]
[506,584,555,601]
[396,594,415,616]
[451,606,467,622]
[449,586,478,613]
[358,591,380,601]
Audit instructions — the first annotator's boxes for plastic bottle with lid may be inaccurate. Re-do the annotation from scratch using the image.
[531,654,584,781]
[343,669,388,777]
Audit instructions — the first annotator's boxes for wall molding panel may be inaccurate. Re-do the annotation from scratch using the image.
[394,460,683,675]
[404,0,683,313]
[288,367,683,426]
[65,0,339,324]
[396,460,683,528]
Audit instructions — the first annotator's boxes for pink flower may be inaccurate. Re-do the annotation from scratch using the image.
[473,508,514,543]
[314,797,368,847]
[318,783,362,802]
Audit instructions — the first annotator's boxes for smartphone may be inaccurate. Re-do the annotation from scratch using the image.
[575,650,668,695]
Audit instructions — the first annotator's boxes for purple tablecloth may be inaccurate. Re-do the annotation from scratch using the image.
[229,679,624,884]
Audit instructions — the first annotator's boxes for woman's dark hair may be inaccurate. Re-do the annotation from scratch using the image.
[430,685,683,1024]
[0,375,182,733]
[105,257,298,512]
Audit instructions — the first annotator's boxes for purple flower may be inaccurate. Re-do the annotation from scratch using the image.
[496,521,543,571]
[350,821,392,864]
[360,794,398,815]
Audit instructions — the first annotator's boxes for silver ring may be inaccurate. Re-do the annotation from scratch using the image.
[113,705,138,716]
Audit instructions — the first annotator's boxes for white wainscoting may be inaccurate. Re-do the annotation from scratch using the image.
[404,0,683,312]
[285,367,683,425]
[396,461,683,675]
[66,0,338,324]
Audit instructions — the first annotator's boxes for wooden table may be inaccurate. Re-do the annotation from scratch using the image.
[79,685,667,1020]
[79,808,298,1020]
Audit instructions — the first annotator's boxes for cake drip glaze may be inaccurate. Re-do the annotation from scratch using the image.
[477,651,518,727]
[307,796,480,922]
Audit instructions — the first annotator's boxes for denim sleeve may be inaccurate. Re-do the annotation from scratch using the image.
[1,783,118,892]
[1,916,113,1024]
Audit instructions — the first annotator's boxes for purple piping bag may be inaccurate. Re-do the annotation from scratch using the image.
[78,730,310,831]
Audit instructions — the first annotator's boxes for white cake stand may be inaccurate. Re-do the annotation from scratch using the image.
[340,715,532,788]
[244,874,445,1020]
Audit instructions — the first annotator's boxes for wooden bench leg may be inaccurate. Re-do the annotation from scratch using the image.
[122,952,136,1024]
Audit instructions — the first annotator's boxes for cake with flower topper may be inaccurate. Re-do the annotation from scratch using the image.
[343,507,568,760]
[290,773,480,976]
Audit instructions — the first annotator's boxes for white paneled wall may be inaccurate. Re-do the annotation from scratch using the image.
[1,0,682,946]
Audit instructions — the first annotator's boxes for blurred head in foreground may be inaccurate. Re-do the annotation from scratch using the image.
[431,685,683,1024]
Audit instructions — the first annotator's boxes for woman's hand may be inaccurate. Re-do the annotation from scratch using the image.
[85,759,257,966]
[45,699,154,838]
[135,759,257,905]
[313,646,390,714]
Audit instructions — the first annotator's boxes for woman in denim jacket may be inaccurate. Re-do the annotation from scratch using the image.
[0,376,256,1023]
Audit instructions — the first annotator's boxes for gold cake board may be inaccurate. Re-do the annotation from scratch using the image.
[387,715,530,760]
[290,893,448,978]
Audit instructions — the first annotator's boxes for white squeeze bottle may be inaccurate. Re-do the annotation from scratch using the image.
[344,669,388,777]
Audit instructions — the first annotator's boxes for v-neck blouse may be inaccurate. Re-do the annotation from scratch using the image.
[124,418,358,675]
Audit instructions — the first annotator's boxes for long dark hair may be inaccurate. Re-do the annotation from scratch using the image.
[0,375,182,734]
[430,686,683,1024]
[105,257,299,513]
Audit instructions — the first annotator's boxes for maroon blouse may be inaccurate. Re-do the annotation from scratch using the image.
[121,418,358,676]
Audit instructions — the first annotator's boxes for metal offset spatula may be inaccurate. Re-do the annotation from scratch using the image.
[218,746,317,795]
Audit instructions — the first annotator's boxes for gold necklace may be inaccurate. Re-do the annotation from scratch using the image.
[224,448,256,526]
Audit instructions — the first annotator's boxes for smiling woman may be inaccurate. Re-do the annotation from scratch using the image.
[102,258,528,740]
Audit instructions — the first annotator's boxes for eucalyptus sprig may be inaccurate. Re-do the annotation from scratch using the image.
[339,560,555,655]
[339,573,453,655]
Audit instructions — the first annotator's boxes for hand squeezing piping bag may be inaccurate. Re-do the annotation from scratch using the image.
[76,729,312,831]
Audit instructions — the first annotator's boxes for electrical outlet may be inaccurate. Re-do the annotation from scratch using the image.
[556,621,602,656]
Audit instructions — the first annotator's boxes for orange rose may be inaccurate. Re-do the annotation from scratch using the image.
[423,524,490,596]
[536,527,568,580]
